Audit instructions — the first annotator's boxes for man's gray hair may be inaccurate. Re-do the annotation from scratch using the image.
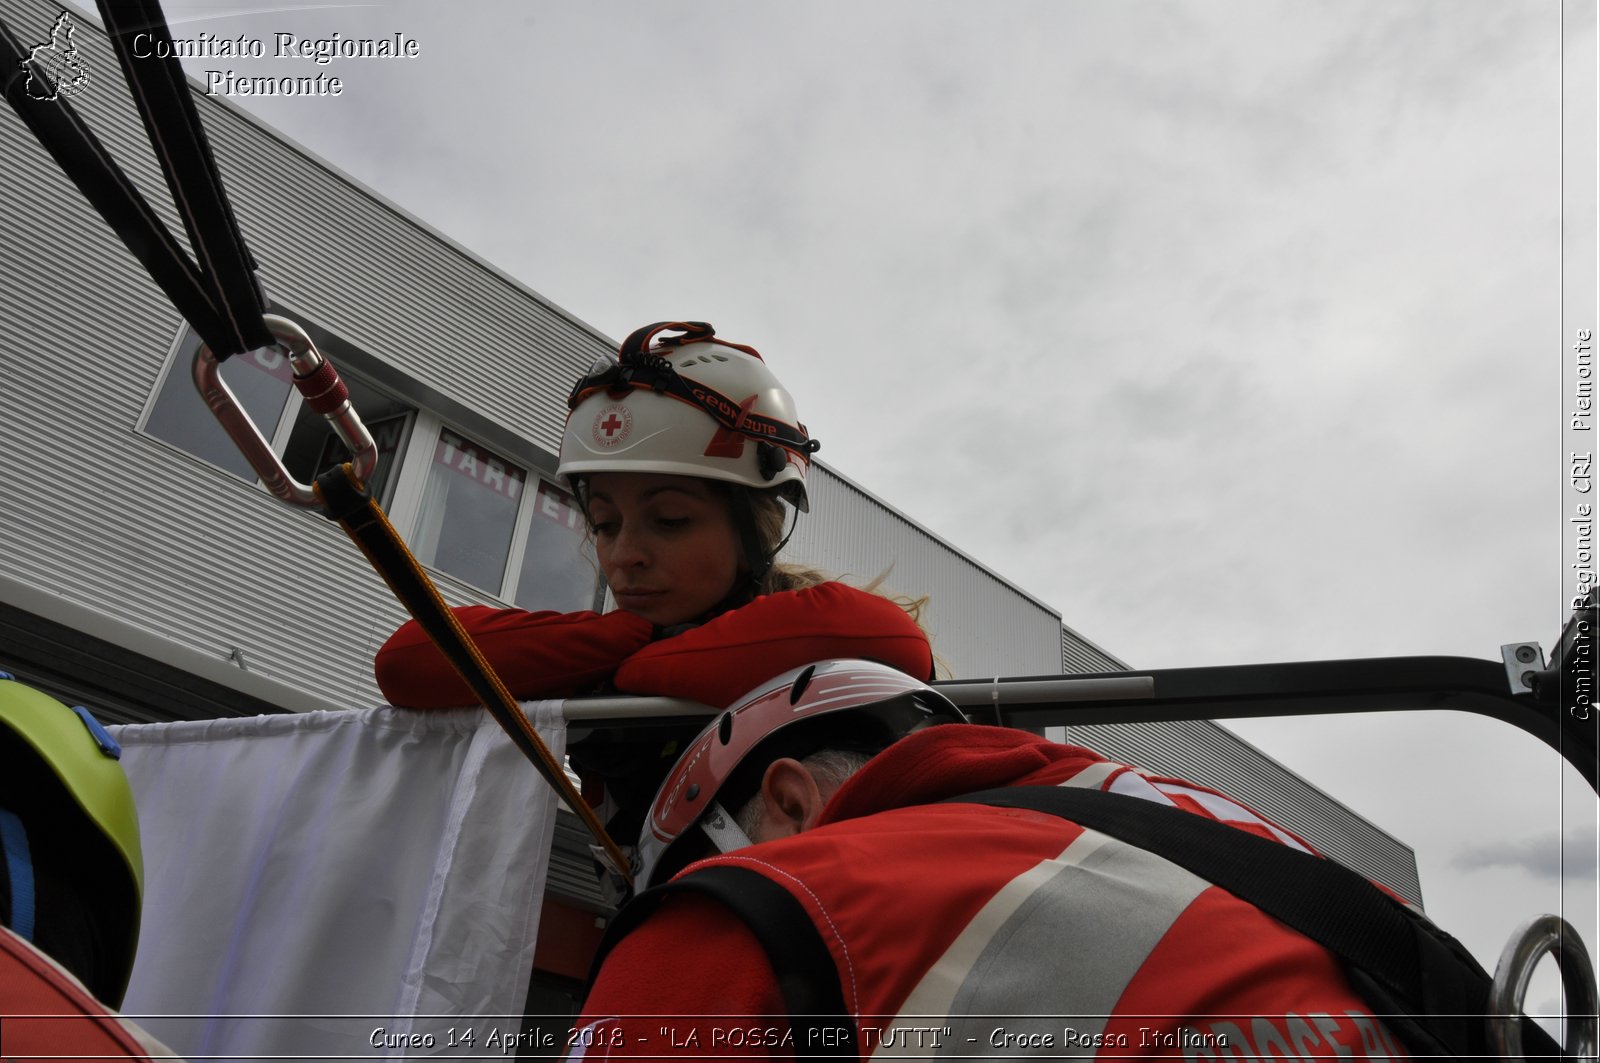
[734,748,874,839]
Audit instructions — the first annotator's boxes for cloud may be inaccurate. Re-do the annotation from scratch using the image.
[139,0,1576,988]
[1451,831,1599,883]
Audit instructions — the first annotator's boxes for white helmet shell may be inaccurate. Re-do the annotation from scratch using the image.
[559,322,817,510]
[633,658,968,888]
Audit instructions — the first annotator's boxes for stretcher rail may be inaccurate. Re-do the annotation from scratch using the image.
[563,652,1598,794]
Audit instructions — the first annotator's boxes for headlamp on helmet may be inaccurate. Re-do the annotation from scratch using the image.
[559,322,820,511]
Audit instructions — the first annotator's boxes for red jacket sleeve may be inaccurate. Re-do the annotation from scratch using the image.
[613,582,933,708]
[373,606,654,708]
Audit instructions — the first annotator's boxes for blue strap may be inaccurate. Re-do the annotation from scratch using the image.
[70,705,121,759]
[0,809,35,941]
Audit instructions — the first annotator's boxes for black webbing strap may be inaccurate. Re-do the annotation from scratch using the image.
[3,2,636,878]
[590,789,1561,1061]
[1,20,227,349]
[0,2,272,358]
[98,0,269,358]
[313,466,633,885]
[589,865,856,1059]
[951,786,1561,1061]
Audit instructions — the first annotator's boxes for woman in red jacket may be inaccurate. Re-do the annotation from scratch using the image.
[374,319,932,721]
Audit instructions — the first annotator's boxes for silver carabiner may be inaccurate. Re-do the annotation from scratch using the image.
[1489,914,1598,1061]
[193,314,377,508]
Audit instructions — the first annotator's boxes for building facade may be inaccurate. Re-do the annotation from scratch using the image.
[1,0,1419,1035]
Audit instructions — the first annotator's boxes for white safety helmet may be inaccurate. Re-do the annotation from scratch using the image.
[633,659,969,889]
[559,321,820,511]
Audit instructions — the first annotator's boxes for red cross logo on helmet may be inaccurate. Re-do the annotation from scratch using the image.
[559,323,819,511]
[591,404,632,448]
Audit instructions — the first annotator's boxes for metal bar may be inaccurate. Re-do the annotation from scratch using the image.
[559,655,1598,792]
[562,695,717,724]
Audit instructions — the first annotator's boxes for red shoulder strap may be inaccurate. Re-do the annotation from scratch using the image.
[0,926,156,1060]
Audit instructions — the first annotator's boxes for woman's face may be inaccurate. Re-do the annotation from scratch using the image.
[585,472,743,626]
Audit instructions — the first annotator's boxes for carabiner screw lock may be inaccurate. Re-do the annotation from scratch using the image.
[193,314,378,509]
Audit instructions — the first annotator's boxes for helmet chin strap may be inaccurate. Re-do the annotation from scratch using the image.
[0,809,35,941]
[733,495,800,597]
[699,801,755,854]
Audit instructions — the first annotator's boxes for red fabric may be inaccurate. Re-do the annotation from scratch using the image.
[0,925,158,1060]
[614,583,933,706]
[374,606,654,708]
[373,583,931,710]
[578,726,1408,1061]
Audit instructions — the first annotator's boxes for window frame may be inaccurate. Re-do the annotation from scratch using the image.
[135,321,300,483]
[382,412,603,611]
[140,319,603,612]
[137,319,415,511]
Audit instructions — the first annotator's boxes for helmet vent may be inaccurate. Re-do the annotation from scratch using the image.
[717,711,734,745]
[789,664,818,705]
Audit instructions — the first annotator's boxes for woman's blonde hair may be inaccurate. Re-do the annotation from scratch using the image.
[736,486,932,635]
[572,477,934,652]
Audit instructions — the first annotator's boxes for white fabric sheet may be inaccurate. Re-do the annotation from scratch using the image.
[108,702,567,1060]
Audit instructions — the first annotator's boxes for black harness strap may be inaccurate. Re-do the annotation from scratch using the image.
[590,865,857,1060]
[593,788,1561,1062]
[98,0,270,358]
[1,21,228,349]
[0,2,272,359]
[954,786,1561,1061]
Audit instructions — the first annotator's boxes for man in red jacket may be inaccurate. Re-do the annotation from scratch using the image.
[576,660,1411,1061]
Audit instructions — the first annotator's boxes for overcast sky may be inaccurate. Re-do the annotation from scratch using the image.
[43,0,1598,1021]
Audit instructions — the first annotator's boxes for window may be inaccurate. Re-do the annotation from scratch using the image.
[410,430,599,613]
[144,322,601,612]
[141,322,412,508]
[282,395,412,506]
[412,429,526,593]
[512,480,598,613]
[143,327,294,482]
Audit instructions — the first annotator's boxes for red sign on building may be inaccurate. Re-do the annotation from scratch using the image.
[434,430,525,501]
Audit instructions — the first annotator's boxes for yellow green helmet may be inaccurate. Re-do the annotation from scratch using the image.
[0,674,142,1005]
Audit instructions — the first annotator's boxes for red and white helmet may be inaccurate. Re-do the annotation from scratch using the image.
[634,659,968,888]
[560,321,820,510]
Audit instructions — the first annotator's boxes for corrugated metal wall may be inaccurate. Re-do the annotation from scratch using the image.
[1062,622,1129,673]
[2,0,1420,910]
[0,0,608,710]
[1055,718,1423,906]
[1048,630,1421,904]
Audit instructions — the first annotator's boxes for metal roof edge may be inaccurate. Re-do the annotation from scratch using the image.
[810,457,1064,622]
[1060,620,1134,670]
[53,0,1124,668]
[1198,715,1420,862]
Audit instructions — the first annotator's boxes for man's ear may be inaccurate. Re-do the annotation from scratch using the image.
[755,757,827,842]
